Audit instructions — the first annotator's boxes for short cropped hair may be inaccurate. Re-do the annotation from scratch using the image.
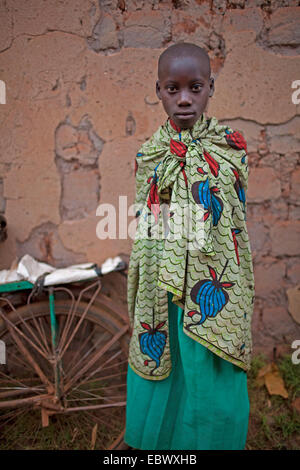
[158,43,211,80]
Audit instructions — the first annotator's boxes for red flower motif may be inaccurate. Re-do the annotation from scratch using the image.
[197,167,207,175]
[169,119,181,133]
[225,130,247,152]
[147,174,160,223]
[187,310,197,318]
[231,228,242,266]
[170,138,188,158]
[203,151,219,177]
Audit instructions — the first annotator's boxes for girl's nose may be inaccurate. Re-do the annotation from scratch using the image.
[177,91,192,106]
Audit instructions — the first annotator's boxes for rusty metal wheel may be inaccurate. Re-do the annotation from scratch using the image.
[0,283,130,450]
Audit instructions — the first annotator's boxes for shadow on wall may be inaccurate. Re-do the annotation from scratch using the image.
[0,215,7,243]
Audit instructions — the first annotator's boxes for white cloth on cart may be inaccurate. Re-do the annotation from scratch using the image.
[0,254,124,286]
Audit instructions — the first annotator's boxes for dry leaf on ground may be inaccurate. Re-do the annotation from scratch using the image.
[256,362,272,387]
[292,397,300,413]
[256,362,289,399]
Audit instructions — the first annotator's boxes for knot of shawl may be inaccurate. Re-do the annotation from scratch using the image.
[155,114,216,194]
[154,138,215,257]
[156,136,204,194]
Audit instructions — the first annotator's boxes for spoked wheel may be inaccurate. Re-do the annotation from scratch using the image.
[0,283,130,450]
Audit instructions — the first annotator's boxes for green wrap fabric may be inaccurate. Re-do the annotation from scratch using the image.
[127,112,255,380]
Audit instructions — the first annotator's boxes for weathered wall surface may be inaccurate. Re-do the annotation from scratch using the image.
[0,0,299,356]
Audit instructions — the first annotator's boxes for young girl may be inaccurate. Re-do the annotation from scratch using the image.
[124,42,255,450]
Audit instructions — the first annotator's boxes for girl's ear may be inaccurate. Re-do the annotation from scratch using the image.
[209,77,215,98]
[156,80,162,100]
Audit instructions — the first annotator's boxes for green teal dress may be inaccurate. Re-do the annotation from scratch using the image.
[124,291,250,450]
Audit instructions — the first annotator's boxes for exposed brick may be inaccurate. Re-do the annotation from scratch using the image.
[171,8,211,46]
[16,222,86,268]
[262,306,299,342]
[248,152,262,168]
[223,7,263,34]
[99,0,119,10]
[55,119,103,166]
[266,7,300,53]
[251,306,263,338]
[286,258,300,284]
[247,203,265,223]
[264,200,289,223]
[290,168,300,204]
[251,0,299,8]
[254,259,286,298]
[251,200,288,232]
[211,0,227,14]
[247,219,268,260]
[280,152,299,175]
[287,285,300,324]
[227,0,245,7]
[247,167,281,203]
[212,32,300,124]
[123,10,171,48]
[61,170,100,220]
[76,129,98,163]
[259,153,280,171]
[267,118,300,154]
[270,220,300,256]
[56,124,78,161]
[88,14,119,52]
[289,205,300,220]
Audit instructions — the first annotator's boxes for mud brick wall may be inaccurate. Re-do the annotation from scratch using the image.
[0,0,299,356]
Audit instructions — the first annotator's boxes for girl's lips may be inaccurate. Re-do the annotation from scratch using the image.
[175,113,195,120]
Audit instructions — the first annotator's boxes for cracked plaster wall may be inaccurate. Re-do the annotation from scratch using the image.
[0,0,299,356]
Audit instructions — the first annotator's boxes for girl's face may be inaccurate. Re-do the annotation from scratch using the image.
[156,55,214,130]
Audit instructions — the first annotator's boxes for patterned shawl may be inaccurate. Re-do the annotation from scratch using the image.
[127,112,255,380]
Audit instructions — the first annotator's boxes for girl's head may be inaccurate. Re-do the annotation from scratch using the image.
[156,43,215,130]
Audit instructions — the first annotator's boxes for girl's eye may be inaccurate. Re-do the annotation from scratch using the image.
[192,84,202,91]
[167,86,177,93]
